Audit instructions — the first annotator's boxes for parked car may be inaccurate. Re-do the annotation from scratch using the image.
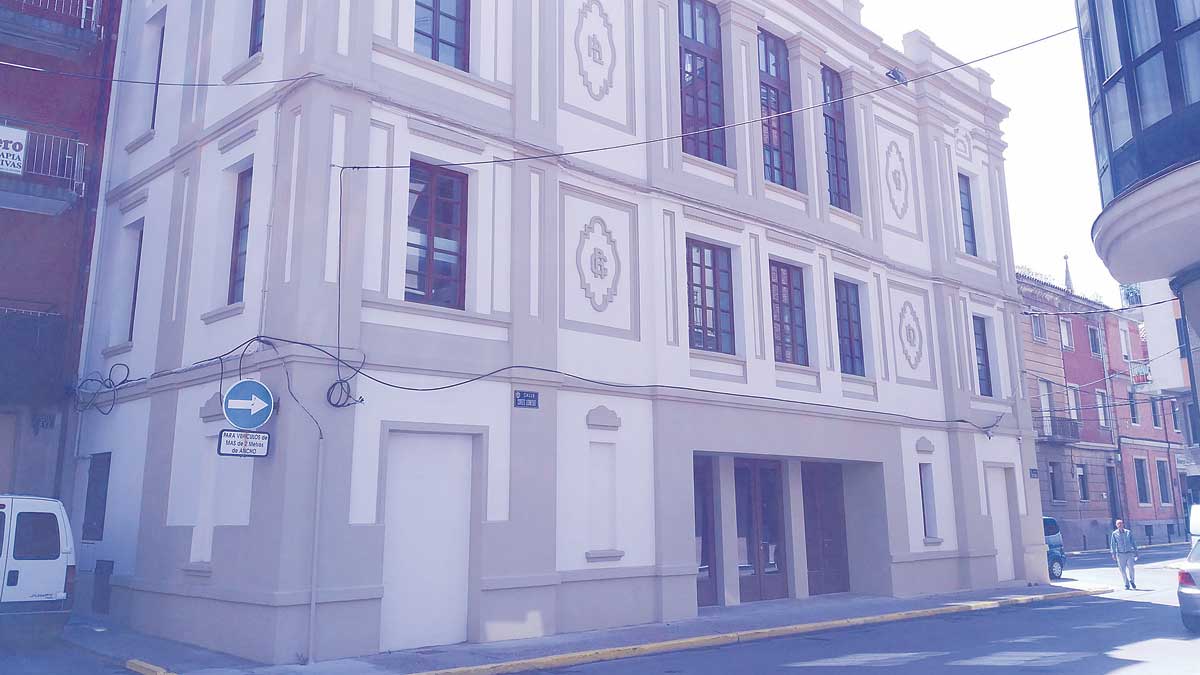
[1044,516,1065,579]
[0,496,75,644]
[1180,539,1200,634]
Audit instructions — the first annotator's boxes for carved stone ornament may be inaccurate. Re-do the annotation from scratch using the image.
[954,126,973,160]
[573,0,618,101]
[898,300,924,370]
[884,141,910,221]
[575,216,621,312]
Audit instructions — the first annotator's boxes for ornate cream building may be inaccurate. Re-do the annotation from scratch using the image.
[70,0,1045,663]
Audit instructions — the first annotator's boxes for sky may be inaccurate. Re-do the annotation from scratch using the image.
[860,0,1122,305]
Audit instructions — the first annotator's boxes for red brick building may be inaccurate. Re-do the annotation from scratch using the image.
[0,0,122,496]
[1019,270,1190,550]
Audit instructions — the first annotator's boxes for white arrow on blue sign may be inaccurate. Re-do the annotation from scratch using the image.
[223,379,275,430]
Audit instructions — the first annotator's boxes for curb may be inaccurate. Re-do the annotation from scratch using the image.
[410,588,1111,675]
[125,658,177,675]
[1066,541,1189,556]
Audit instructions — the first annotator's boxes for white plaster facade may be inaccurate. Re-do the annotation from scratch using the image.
[68,0,1045,664]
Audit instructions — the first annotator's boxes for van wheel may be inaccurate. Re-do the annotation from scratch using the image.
[1184,614,1200,634]
[1049,560,1064,580]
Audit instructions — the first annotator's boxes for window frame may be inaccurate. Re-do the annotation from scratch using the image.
[1156,458,1173,504]
[768,259,808,367]
[758,29,796,189]
[918,462,938,539]
[227,167,254,306]
[1077,463,1090,501]
[1097,389,1111,427]
[405,161,470,310]
[127,224,145,342]
[972,315,994,398]
[1152,395,1164,427]
[1129,390,1142,424]
[1060,318,1074,350]
[150,22,166,130]
[248,0,266,57]
[679,0,727,165]
[686,238,736,355]
[1172,399,1183,431]
[1032,313,1047,341]
[13,512,61,561]
[82,452,112,542]
[958,173,979,256]
[822,65,852,212]
[834,278,866,377]
[1088,324,1103,355]
[414,0,471,72]
[1135,457,1151,504]
[1068,385,1082,420]
[1049,461,1065,501]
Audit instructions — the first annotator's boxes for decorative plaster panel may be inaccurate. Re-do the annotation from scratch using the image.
[560,184,640,339]
[875,119,921,240]
[560,0,635,132]
[888,281,937,387]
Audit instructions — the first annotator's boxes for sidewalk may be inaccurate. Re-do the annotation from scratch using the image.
[64,582,1109,675]
[1065,540,1191,556]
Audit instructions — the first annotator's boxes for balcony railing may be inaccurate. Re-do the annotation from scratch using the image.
[1,0,102,33]
[1038,416,1081,442]
[1130,360,1153,385]
[0,118,87,197]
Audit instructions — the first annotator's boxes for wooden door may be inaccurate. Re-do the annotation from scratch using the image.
[693,455,718,607]
[802,462,850,595]
[735,459,788,602]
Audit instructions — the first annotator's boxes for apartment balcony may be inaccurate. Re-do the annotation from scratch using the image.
[0,117,87,215]
[0,0,103,60]
[1129,360,1153,385]
[1038,416,1081,443]
[0,303,68,405]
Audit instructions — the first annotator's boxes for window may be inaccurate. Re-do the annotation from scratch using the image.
[769,261,808,366]
[1135,457,1151,504]
[1129,391,1141,424]
[958,174,978,256]
[1079,0,1101,101]
[82,453,112,542]
[1032,313,1047,341]
[227,167,254,305]
[1152,396,1163,428]
[1049,461,1065,501]
[1043,517,1060,537]
[1077,463,1089,501]
[1188,402,1200,443]
[1068,386,1081,420]
[248,0,266,56]
[1097,0,1122,77]
[1120,325,1132,360]
[1106,78,1133,148]
[758,30,796,189]
[834,279,865,376]
[1060,318,1074,349]
[1157,459,1172,504]
[1178,318,1189,357]
[918,463,938,539]
[1126,0,1161,56]
[1181,0,1200,26]
[687,239,735,354]
[406,162,468,309]
[150,23,166,130]
[822,66,851,211]
[1181,31,1200,104]
[1088,325,1102,355]
[1097,390,1110,427]
[972,316,993,397]
[1136,54,1171,128]
[1173,400,1183,432]
[127,225,145,342]
[415,0,470,71]
[1039,380,1054,434]
[679,0,726,165]
[14,512,60,561]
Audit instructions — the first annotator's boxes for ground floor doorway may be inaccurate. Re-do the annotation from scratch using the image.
[735,459,789,602]
[801,461,850,595]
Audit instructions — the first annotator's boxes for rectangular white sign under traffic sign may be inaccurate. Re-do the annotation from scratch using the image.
[0,126,28,176]
[217,429,270,457]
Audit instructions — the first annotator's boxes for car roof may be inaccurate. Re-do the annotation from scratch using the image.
[0,495,64,504]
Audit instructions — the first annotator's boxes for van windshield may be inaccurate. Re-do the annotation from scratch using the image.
[1190,541,1200,563]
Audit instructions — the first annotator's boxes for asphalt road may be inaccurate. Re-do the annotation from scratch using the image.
[530,544,1198,675]
[0,639,127,675]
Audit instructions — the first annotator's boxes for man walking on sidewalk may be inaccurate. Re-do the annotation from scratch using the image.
[1110,519,1139,590]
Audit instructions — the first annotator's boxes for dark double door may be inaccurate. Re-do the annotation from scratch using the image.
[801,462,850,595]
[735,459,789,602]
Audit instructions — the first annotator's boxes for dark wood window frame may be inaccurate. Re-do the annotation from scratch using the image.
[758,29,796,189]
[406,161,470,309]
[769,260,808,366]
[973,315,994,397]
[127,225,145,342]
[1151,396,1163,428]
[822,65,852,212]
[1049,461,1065,501]
[679,0,727,165]
[687,238,736,355]
[415,0,471,72]
[1135,457,1151,504]
[1129,391,1141,424]
[1156,459,1172,504]
[1077,463,1089,501]
[82,452,112,542]
[227,167,254,305]
[834,278,865,377]
[249,0,266,56]
[958,173,978,256]
[1088,324,1103,355]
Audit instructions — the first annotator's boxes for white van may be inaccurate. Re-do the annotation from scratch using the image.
[0,496,75,642]
[1190,503,1200,547]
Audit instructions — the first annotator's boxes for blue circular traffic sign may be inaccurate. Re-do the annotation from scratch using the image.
[223,379,274,430]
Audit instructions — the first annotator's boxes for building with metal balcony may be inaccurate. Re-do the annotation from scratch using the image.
[0,0,120,498]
